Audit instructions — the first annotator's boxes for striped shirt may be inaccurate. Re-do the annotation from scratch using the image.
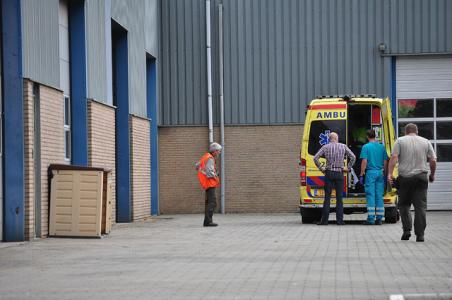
[313,142,356,172]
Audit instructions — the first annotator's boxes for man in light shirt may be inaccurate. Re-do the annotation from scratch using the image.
[388,123,437,242]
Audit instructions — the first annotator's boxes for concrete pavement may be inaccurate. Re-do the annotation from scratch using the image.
[1,212,452,300]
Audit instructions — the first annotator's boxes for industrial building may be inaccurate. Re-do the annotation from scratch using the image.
[1,0,452,241]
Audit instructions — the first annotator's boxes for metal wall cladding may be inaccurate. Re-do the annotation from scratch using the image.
[22,0,60,89]
[86,0,109,104]
[21,0,159,116]
[87,0,159,114]
[110,0,159,116]
[159,0,452,126]
[160,0,211,126]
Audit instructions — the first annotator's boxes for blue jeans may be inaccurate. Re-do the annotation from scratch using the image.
[364,169,385,223]
[322,170,344,223]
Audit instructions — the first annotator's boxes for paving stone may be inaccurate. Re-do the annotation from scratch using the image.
[0,212,452,299]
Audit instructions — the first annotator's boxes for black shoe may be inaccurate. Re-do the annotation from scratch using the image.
[204,223,218,227]
[363,221,375,225]
[375,219,382,225]
[317,221,328,225]
[337,221,345,225]
[416,236,424,242]
[401,232,411,240]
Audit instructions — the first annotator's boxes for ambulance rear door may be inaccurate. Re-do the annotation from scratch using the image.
[305,102,348,200]
[381,97,395,156]
[381,97,396,193]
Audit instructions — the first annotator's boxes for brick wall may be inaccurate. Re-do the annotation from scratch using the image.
[222,125,302,213]
[23,81,65,238]
[23,79,35,239]
[159,127,211,214]
[87,100,116,223]
[159,125,303,214]
[130,116,151,220]
[39,84,66,237]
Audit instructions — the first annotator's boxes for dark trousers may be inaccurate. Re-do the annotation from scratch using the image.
[398,173,428,237]
[322,170,344,223]
[204,187,217,225]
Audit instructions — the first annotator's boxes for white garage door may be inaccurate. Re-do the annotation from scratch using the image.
[396,56,452,210]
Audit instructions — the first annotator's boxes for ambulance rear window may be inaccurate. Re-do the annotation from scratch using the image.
[308,120,346,155]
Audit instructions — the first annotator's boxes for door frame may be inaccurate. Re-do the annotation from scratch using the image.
[33,83,41,237]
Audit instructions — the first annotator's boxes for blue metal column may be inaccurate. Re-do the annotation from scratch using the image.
[147,56,159,215]
[1,0,24,241]
[69,0,88,165]
[113,25,131,222]
[390,57,397,129]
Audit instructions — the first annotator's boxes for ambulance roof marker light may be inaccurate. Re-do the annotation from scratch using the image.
[342,95,351,102]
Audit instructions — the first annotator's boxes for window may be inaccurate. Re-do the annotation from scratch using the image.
[398,121,434,140]
[397,98,452,162]
[308,120,346,156]
[437,99,452,117]
[398,99,433,118]
[64,95,71,161]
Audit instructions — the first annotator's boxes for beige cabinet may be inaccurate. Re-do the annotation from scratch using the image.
[49,165,112,237]
[102,172,112,234]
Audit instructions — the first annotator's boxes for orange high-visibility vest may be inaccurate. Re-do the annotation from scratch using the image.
[197,152,220,190]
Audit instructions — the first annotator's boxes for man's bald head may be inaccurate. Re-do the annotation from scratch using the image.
[329,132,339,142]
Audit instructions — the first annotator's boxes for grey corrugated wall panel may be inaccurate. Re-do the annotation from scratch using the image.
[21,0,60,89]
[86,0,108,103]
[111,0,146,116]
[160,0,211,125]
[145,0,159,57]
[389,0,452,54]
[111,0,159,117]
[160,0,452,126]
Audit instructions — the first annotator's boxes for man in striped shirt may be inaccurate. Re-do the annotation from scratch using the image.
[314,132,356,225]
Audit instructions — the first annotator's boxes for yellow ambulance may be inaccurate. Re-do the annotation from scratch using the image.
[299,95,399,223]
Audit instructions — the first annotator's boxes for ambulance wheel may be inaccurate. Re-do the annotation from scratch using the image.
[385,207,399,224]
[301,208,321,224]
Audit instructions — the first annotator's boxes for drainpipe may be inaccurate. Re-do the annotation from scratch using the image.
[206,0,213,143]
[218,3,225,214]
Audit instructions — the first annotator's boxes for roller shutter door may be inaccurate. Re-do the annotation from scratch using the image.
[396,56,452,210]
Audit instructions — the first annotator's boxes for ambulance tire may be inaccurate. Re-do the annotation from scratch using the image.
[301,208,321,224]
[384,207,399,223]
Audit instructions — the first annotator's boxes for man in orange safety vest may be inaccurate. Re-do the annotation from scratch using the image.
[196,142,222,227]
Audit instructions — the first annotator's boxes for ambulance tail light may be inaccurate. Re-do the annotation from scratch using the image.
[300,159,306,186]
